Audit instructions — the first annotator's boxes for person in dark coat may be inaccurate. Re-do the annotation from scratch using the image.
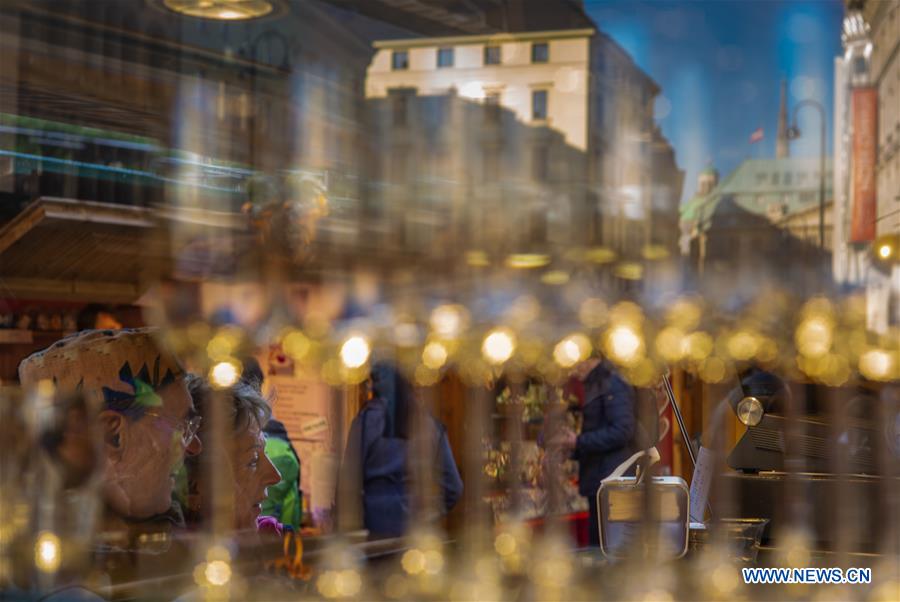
[341,362,463,538]
[557,356,643,547]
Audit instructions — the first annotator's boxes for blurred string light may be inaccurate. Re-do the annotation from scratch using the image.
[34,531,61,573]
[540,270,570,285]
[604,324,644,367]
[465,250,490,267]
[430,304,468,339]
[584,246,617,264]
[482,328,516,365]
[493,523,531,575]
[282,329,311,360]
[859,348,896,381]
[614,261,644,281]
[204,559,232,586]
[655,326,686,362]
[316,569,362,599]
[795,314,833,358]
[209,359,241,388]
[422,341,448,370]
[553,333,591,368]
[206,326,242,360]
[666,296,703,330]
[726,329,760,361]
[339,335,370,369]
[504,253,550,269]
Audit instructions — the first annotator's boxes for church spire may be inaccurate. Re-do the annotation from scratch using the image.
[776,78,790,158]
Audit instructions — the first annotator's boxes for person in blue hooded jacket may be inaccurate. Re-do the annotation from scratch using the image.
[341,362,463,538]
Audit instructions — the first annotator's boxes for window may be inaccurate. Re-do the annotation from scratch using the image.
[484,45,501,65]
[531,42,549,63]
[532,89,548,121]
[437,47,454,68]
[391,50,408,70]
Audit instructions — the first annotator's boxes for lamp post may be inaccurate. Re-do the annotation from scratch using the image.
[787,100,827,249]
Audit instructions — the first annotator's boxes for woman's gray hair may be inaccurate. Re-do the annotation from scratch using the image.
[186,373,271,432]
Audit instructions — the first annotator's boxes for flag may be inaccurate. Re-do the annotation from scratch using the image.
[749,128,764,144]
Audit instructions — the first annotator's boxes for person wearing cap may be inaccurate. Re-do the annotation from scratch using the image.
[19,329,202,524]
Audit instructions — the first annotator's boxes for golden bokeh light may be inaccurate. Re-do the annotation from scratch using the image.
[540,270,570,285]
[204,559,232,586]
[859,348,896,381]
[553,333,591,368]
[340,335,371,369]
[482,328,516,365]
[682,331,714,361]
[34,531,61,573]
[726,329,759,361]
[504,253,551,269]
[466,250,490,267]
[605,324,644,366]
[698,357,727,383]
[422,341,449,370]
[209,359,241,388]
[655,326,686,362]
[401,549,426,575]
[795,316,833,358]
[283,329,312,359]
[430,304,468,338]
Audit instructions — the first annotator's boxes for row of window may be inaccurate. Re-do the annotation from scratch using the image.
[391,42,550,71]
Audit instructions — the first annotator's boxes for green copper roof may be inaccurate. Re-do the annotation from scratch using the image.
[680,157,833,231]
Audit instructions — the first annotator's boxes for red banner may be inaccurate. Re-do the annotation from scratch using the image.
[850,87,878,243]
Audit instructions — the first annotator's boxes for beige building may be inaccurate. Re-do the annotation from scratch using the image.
[363,6,683,262]
[367,30,593,151]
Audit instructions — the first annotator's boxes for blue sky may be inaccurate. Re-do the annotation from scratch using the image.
[584,0,844,203]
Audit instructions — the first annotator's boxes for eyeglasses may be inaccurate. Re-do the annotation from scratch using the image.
[143,410,202,446]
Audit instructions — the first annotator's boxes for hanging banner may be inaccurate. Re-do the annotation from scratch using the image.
[850,87,877,243]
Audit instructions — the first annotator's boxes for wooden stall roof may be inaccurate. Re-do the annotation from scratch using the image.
[0,197,246,303]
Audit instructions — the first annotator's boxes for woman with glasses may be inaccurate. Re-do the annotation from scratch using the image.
[179,374,282,532]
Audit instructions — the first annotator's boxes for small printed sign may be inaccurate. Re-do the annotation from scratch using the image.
[300,416,329,438]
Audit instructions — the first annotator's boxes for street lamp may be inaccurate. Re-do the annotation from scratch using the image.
[786,100,827,249]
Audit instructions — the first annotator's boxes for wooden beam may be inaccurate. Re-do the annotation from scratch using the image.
[0,277,143,304]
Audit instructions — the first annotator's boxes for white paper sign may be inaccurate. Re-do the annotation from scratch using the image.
[689,446,715,523]
[300,416,329,438]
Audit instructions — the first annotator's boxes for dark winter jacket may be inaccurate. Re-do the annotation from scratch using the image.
[344,399,463,538]
[574,361,641,497]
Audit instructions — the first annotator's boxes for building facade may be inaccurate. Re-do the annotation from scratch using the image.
[364,4,683,262]
[833,0,900,332]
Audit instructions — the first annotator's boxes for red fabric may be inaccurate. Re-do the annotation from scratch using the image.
[524,512,590,547]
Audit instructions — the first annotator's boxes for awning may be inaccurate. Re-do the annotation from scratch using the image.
[0,197,246,303]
